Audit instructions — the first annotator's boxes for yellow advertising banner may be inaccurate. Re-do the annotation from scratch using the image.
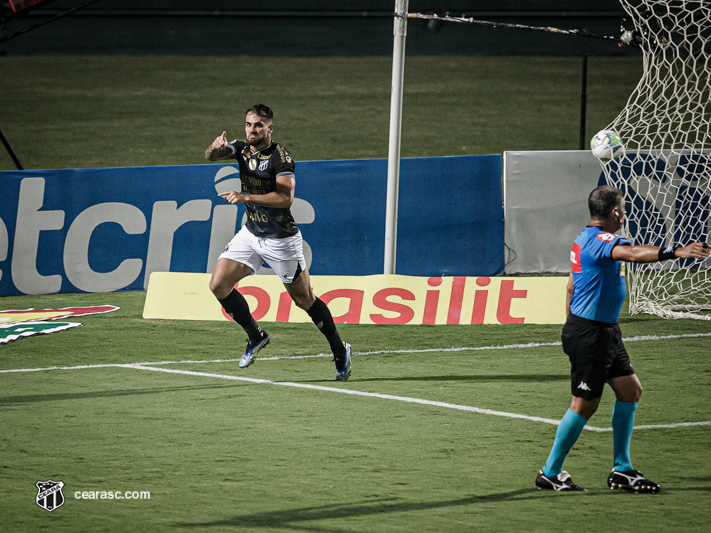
[143,272,569,325]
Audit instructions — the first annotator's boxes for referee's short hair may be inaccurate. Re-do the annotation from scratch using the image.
[246,104,274,122]
[588,185,623,220]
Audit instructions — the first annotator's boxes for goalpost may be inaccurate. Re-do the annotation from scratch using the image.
[384,0,408,275]
[598,0,711,319]
[401,1,710,319]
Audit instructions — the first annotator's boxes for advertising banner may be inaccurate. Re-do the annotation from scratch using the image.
[143,272,569,325]
[0,156,503,296]
[503,150,711,273]
[503,150,601,274]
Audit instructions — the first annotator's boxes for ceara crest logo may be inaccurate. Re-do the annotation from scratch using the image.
[0,306,119,345]
[35,480,65,512]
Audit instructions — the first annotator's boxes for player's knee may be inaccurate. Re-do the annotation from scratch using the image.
[611,375,642,403]
[209,278,230,300]
[630,382,642,402]
[292,293,315,310]
[616,381,642,403]
[572,402,598,419]
[570,395,601,419]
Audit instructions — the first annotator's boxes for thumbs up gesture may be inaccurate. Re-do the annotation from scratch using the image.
[205,131,230,160]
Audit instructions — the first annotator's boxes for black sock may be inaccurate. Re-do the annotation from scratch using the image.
[307,297,346,365]
[218,289,263,340]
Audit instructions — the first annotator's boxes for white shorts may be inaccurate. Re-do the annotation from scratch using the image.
[219,226,307,283]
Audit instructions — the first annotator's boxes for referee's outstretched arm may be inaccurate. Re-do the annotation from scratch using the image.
[611,242,710,263]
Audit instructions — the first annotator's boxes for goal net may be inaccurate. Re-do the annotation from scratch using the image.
[599,0,711,319]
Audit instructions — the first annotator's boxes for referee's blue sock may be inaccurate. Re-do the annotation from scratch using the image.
[542,408,588,477]
[612,400,637,472]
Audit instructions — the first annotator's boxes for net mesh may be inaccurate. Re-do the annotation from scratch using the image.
[600,0,711,319]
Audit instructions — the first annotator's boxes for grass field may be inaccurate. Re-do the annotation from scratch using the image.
[1,290,710,532]
[2,52,709,531]
[0,55,641,170]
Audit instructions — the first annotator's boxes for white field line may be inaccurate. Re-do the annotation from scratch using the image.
[126,363,565,428]
[3,331,709,371]
[2,331,711,432]
[123,364,711,433]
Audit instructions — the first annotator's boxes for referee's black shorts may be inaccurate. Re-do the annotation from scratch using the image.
[561,313,635,400]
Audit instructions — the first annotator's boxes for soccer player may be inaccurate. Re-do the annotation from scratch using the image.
[536,185,710,492]
[205,104,352,381]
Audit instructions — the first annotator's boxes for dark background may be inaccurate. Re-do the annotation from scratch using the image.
[1,0,639,57]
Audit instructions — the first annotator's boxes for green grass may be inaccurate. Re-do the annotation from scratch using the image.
[0,55,641,169]
[3,53,707,531]
[1,291,710,532]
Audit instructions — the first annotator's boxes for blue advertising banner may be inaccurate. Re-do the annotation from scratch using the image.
[0,156,503,296]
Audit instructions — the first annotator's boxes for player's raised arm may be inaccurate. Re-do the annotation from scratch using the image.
[673,242,710,260]
[205,131,233,160]
[611,242,710,263]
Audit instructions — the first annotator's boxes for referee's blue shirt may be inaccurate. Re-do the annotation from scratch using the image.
[569,226,631,323]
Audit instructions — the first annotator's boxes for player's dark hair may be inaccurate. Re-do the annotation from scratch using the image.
[246,104,273,122]
[588,185,623,220]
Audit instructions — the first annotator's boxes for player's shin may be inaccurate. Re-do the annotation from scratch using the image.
[307,297,346,365]
[542,408,588,477]
[612,400,637,472]
[219,288,263,340]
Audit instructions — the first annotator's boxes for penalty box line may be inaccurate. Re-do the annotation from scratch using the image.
[124,363,711,433]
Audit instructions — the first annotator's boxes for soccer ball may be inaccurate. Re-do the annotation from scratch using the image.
[590,129,624,162]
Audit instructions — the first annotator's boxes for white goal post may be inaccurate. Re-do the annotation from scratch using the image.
[598,0,711,319]
[387,1,710,318]
[384,0,408,275]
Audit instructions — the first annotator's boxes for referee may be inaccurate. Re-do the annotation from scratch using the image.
[536,185,710,492]
[205,104,352,381]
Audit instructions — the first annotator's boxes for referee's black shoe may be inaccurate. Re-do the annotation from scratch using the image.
[536,470,588,491]
[607,469,660,493]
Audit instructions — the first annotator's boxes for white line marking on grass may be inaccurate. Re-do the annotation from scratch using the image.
[632,422,711,430]
[126,363,564,426]
[356,343,562,357]
[3,331,709,373]
[2,331,710,432]
[140,330,711,363]
[356,331,711,358]
[623,332,711,342]
[124,364,711,433]
[0,363,129,373]
[119,331,711,366]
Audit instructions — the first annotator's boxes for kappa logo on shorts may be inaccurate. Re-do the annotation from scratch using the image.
[36,480,65,512]
[596,232,616,242]
[577,382,592,391]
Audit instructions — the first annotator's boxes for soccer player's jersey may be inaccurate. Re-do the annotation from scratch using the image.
[569,226,631,323]
[227,140,298,238]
